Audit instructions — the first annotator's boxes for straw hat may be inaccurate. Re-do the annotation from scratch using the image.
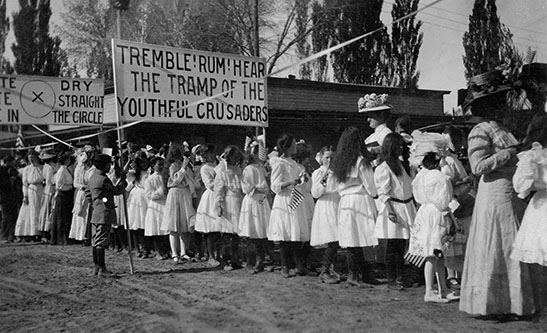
[38,148,57,160]
[358,93,391,113]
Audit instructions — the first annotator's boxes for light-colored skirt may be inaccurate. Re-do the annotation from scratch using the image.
[38,191,54,232]
[310,193,339,246]
[161,186,195,233]
[144,199,167,236]
[407,204,448,257]
[337,192,377,248]
[127,187,147,230]
[195,189,218,233]
[268,189,313,242]
[511,190,547,266]
[239,193,271,239]
[15,184,43,236]
[70,189,88,240]
[459,174,534,316]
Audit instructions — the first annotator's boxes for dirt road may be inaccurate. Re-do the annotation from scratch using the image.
[0,242,545,332]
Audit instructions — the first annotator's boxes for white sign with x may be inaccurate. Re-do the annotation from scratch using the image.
[0,75,104,125]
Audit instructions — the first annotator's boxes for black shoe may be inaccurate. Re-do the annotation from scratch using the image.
[98,268,117,278]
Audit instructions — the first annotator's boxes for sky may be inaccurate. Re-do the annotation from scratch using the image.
[3,0,547,112]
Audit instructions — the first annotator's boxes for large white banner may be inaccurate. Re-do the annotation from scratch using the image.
[0,75,104,125]
[112,39,268,127]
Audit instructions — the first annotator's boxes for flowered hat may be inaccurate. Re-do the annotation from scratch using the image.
[358,93,391,112]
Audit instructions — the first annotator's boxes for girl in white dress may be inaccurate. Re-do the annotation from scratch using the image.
[15,151,44,240]
[310,146,341,283]
[331,127,378,287]
[161,142,196,263]
[144,156,168,259]
[374,133,416,290]
[408,152,457,303]
[126,153,150,257]
[511,113,547,321]
[268,134,313,278]
[239,142,271,274]
[195,144,221,267]
[214,145,244,270]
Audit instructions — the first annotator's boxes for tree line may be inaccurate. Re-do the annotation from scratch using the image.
[0,0,530,107]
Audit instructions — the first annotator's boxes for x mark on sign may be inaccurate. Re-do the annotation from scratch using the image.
[32,91,44,103]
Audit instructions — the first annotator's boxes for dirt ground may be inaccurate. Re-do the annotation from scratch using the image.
[1,242,546,333]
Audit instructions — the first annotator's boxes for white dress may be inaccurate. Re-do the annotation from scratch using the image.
[268,156,313,242]
[15,164,44,237]
[337,156,378,248]
[239,163,271,239]
[214,161,244,234]
[310,166,339,246]
[195,163,218,233]
[407,168,453,257]
[373,162,416,240]
[127,171,148,230]
[69,160,90,241]
[161,161,195,233]
[511,143,547,265]
[144,172,167,236]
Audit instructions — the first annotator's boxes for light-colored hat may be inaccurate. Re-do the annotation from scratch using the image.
[358,93,391,112]
[38,148,57,160]
[409,130,450,168]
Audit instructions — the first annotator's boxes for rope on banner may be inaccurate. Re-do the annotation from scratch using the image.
[2,0,444,151]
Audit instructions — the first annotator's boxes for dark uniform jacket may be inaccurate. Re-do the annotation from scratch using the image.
[89,171,124,225]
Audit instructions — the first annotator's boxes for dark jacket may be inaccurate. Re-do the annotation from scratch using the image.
[89,170,124,225]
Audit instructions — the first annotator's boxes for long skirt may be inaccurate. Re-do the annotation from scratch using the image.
[15,184,43,237]
[459,174,534,316]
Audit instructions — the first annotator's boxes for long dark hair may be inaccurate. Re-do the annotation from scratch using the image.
[277,133,295,156]
[380,133,410,176]
[331,127,372,183]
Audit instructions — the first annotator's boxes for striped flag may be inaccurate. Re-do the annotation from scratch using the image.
[525,47,536,64]
[288,186,305,212]
[404,251,426,268]
[15,126,25,151]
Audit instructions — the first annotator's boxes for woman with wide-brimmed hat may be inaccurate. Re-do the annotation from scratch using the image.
[459,69,534,318]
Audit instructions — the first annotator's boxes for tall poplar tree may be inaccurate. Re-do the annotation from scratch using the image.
[0,0,12,73]
[310,0,334,82]
[329,0,389,85]
[390,0,422,88]
[11,0,65,76]
[462,0,521,77]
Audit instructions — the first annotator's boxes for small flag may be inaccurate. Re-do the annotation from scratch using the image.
[288,186,305,212]
[258,144,267,161]
[244,136,252,150]
[404,251,426,268]
[525,47,536,64]
[15,126,25,151]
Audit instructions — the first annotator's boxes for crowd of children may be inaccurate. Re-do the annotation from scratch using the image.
[1,86,546,322]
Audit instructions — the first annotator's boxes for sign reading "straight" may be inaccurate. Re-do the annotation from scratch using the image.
[112,39,268,127]
[0,75,104,125]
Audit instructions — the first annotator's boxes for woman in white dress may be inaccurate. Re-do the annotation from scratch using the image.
[239,142,271,274]
[144,156,168,260]
[268,134,313,278]
[310,146,340,283]
[511,113,547,321]
[15,151,44,241]
[374,133,416,290]
[331,127,378,287]
[69,148,93,243]
[161,142,196,263]
[195,144,221,267]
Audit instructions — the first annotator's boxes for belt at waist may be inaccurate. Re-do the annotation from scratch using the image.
[388,196,414,204]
